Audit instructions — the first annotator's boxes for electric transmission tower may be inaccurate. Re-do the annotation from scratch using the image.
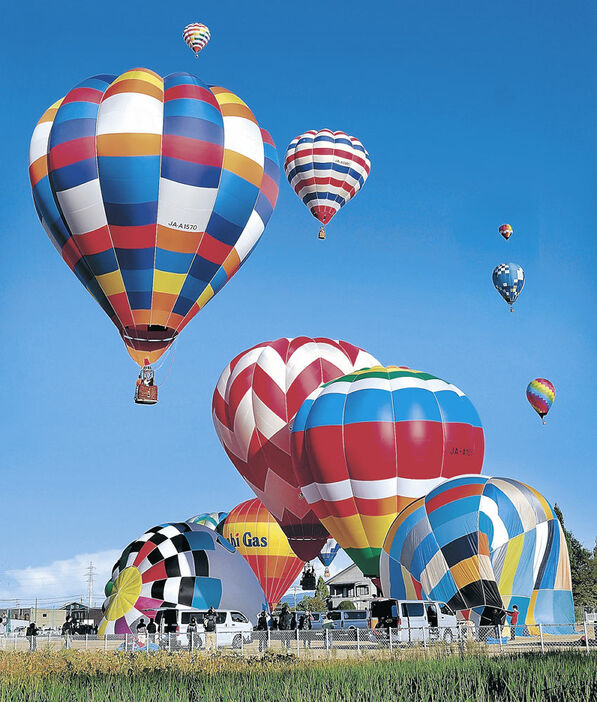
[85,562,96,610]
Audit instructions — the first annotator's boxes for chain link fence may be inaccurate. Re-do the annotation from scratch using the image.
[1,622,595,657]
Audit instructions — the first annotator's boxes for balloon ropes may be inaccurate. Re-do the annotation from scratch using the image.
[183,23,211,57]
[492,263,525,312]
[291,366,485,577]
[29,69,280,403]
[526,378,555,424]
[223,498,305,611]
[212,337,379,561]
[284,130,370,240]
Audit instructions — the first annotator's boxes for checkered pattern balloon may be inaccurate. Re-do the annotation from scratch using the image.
[492,262,525,308]
[98,523,267,635]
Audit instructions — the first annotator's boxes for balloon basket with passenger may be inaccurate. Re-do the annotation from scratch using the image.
[135,362,157,405]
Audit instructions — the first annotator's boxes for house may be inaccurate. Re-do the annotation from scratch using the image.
[325,563,380,610]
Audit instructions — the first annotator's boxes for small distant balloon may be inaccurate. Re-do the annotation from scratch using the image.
[499,224,513,240]
[183,23,211,57]
[492,262,525,311]
[527,378,555,424]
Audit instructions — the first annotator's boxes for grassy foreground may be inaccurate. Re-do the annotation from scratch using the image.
[0,651,594,702]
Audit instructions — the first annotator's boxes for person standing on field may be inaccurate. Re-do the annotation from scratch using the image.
[506,605,519,641]
[204,607,217,652]
[26,621,38,652]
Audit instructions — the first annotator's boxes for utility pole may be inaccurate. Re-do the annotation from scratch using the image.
[85,562,96,612]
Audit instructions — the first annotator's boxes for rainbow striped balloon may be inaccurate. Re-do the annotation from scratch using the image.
[183,23,211,57]
[526,378,555,424]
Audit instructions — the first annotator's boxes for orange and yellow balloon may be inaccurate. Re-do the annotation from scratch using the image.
[223,499,305,610]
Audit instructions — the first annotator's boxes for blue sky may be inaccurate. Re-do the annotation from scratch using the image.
[1,0,595,602]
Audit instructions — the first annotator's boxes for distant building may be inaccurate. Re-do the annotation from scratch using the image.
[325,563,380,610]
[0,607,67,628]
[61,602,103,626]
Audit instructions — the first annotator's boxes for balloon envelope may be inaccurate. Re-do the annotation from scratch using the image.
[492,263,524,308]
[98,523,268,635]
[526,378,555,421]
[499,224,513,240]
[318,538,341,569]
[223,498,305,610]
[183,23,211,56]
[29,69,279,366]
[212,337,379,561]
[380,476,574,631]
[284,130,370,228]
[187,512,228,532]
[292,366,484,577]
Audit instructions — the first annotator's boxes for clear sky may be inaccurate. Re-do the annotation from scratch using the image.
[1,0,595,603]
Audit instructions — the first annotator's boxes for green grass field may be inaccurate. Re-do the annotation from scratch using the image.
[0,651,594,701]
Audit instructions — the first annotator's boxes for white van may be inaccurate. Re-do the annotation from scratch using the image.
[293,610,369,630]
[370,599,459,644]
[153,609,253,649]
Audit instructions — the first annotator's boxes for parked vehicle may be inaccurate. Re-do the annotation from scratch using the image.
[370,599,458,643]
[153,609,253,649]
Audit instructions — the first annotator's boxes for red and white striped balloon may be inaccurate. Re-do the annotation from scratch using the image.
[212,337,380,561]
[183,23,211,57]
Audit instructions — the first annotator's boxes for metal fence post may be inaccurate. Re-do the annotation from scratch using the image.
[325,629,329,655]
[104,635,108,652]
[85,634,89,650]
[356,627,360,656]
[389,628,393,654]
[240,633,244,656]
[267,627,271,650]
[423,626,428,654]
[13,635,16,651]
[498,626,503,654]
[295,629,299,657]
[168,633,172,653]
[584,623,590,653]
[539,624,545,654]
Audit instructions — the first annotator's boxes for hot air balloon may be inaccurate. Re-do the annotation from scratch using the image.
[492,263,525,311]
[98,522,268,635]
[222,498,305,610]
[499,224,513,240]
[380,476,574,632]
[284,130,370,239]
[183,23,211,57]
[526,379,555,424]
[29,69,279,403]
[318,538,341,578]
[212,337,380,561]
[187,512,228,532]
[291,366,485,577]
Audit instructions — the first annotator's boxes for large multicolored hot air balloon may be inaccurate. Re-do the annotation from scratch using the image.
[284,130,370,239]
[29,69,279,384]
[187,511,228,532]
[380,476,574,632]
[526,379,555,424]
[318,538,341,577]
[98,523,268,635]
[213,337,379,561]
[492,263,525,311]
[222,498,305,610]
[291,366,485,577]
[183,23,211,57]
[499,224,513,240]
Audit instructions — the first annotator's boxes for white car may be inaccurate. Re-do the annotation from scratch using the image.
[371,599,459,644]
[153,608,254,649]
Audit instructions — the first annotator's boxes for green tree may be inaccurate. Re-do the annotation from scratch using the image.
[337,600,356,610]
[297,576,330,612]
[554,504,597,615]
